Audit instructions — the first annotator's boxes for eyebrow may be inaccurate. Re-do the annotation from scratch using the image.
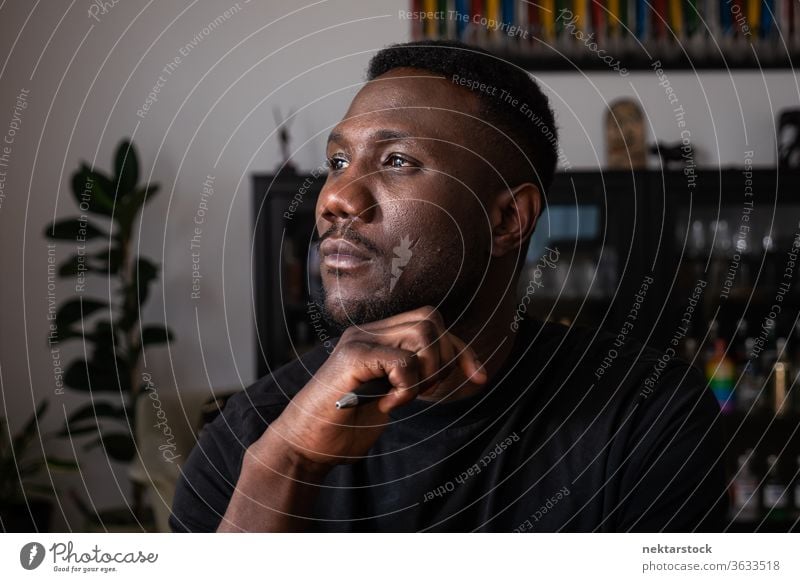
[326,128,414,146]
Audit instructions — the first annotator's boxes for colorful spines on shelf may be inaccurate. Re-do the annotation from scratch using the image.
[502,0,515,28]
[686,0,700,38]
[635,0,647,40]
[572,0,587,31]
[720,0,733,35]
[423,0,437,37]
[454,0,470,39]
[652,0,667,40]
[761,0,776,39]
[590,0,605,42]
[607,0,621,37]
[669,0,684,39]
[541,0,556,41]
[403,0,797,60]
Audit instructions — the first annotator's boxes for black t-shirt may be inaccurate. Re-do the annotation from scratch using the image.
[169,317,729,532]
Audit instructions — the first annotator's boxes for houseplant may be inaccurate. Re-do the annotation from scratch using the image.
[43,139,173,528]
[0,401,77,532]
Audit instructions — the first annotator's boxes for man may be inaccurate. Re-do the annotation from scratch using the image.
[170,40,728,532]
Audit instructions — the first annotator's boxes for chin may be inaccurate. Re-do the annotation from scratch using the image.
[317,284,418,332]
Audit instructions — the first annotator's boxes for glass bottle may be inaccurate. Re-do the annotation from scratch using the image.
[762,454,789,522]
[731,450,759,522]
[770,338,792,417]
[737,338,763,413]
[793,456,800,520]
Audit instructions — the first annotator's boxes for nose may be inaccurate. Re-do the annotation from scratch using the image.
[316,175,377,229]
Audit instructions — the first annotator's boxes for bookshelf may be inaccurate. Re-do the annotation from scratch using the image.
[406,1,800,70]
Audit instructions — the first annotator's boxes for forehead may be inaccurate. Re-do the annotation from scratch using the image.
[332,68,483,142]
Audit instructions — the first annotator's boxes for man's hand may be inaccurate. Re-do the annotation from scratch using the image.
[259,305,487,469]
[218,305,485,531]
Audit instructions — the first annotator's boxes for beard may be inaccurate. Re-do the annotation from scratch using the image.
[310,245,489,335]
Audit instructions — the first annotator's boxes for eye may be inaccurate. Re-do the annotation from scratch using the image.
[327,155,349,171]
[386,154,415,168]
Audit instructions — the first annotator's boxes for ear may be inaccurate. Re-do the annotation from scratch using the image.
[489,183,542,259]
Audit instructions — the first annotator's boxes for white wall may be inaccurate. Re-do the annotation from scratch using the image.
[0,0,798,529]
[538,69,799,169]
[0,0,408,530]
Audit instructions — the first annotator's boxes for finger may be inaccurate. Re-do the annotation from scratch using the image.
[446,332,487,384]
[350,320,448,392]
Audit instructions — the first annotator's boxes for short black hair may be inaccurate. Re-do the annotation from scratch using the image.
[366,39,558,196]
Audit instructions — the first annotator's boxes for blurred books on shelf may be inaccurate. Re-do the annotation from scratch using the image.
[407,0,800,69]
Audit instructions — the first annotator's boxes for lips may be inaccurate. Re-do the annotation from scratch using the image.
[320,238,374,271]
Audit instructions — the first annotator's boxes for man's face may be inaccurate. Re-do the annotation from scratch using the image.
[314,68,497,331]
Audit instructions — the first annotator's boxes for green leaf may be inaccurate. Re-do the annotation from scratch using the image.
[89,321,117,345]
[55,299,107,329]
[46,457,79,471]
[92,246,123,275]
[58,423,99,438]
[136,257,159,306]
[49,323,83,343]
[57,255,86,277]
[141,325,174,345]
[116,184,159,235]
[71,164,115,216]
[84,433,136,462]
[63,358,130,393]
[67,402,127,425]
[44,218,106,240]
[113,140,139,198]
[12,401,48,453]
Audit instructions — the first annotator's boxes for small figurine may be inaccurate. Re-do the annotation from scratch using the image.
[605,98,647,169]
[274,106,297,174]
[778,109,800,169]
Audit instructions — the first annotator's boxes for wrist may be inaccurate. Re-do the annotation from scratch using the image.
[243,425,331,485]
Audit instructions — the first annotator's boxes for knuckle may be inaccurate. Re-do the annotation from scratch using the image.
[427,308,445,329]
[414,319,438,342]
[417,305,438,319]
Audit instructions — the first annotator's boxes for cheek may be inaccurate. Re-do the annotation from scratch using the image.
[385,199,489,275]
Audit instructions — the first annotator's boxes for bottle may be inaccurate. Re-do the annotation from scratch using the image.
[731,319,749,364]
[770,338,792,417]
[682,337,698,364]
[737,338,763,413]
[731,450,759,522]
[706,338,735,413]
[762,454,789,521]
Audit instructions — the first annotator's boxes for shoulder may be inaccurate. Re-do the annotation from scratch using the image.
[528,317,702,388]
[519,317,714,424]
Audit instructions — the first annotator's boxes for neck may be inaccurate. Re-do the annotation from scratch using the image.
[418,278,521,402]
